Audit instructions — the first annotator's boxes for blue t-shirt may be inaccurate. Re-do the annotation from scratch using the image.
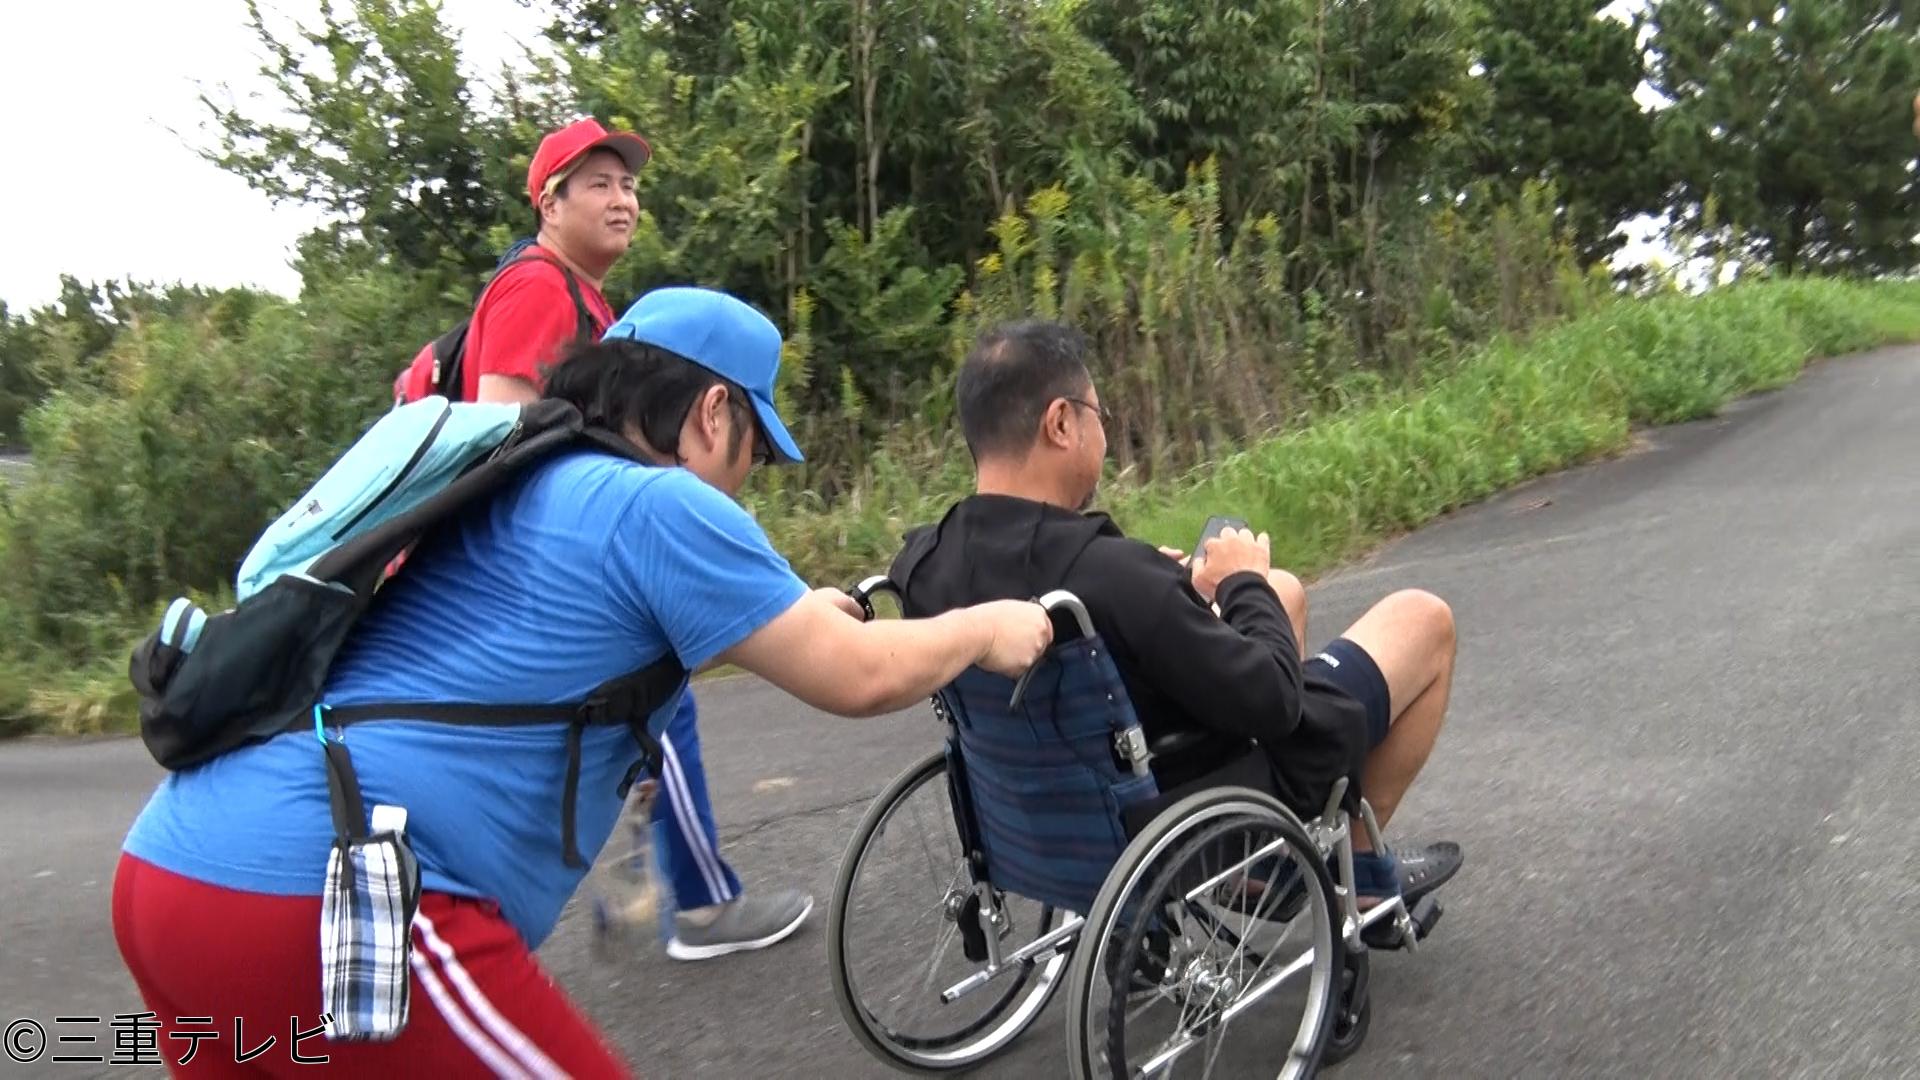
[122,453,809,948]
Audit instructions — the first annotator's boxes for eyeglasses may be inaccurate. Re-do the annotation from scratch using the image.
[751,425,775,467]
[1064,397,1112,424]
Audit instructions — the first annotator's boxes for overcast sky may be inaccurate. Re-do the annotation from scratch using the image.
[0,1,1668,313]
[0,0,545,311]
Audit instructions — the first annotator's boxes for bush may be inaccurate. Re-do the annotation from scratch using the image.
[1,269,450,659]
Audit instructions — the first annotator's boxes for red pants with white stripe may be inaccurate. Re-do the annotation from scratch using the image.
[111,853,633,1078]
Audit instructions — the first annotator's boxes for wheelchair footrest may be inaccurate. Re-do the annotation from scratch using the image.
[1409,893,1443,941]
[1363,893,1443,951]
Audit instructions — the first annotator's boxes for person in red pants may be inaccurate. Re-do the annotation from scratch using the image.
[112,290,1055,1075]
[115,859,628,1078]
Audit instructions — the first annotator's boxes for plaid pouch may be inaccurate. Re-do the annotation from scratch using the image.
[318,735,421,1041]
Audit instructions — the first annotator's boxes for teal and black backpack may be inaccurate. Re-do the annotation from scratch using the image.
[129,396,685,867]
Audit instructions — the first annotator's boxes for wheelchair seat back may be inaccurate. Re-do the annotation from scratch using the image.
[940,634,1160,915]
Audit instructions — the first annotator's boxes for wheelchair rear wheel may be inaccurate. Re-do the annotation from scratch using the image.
[1066,788,1338,1080]
[829,749,1070,1072]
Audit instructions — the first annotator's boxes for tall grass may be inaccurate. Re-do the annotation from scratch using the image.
[769,171,1594,494]
[758,277,1920,591]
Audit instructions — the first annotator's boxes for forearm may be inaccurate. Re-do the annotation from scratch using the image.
[836,609,994,715]
[1214,571,1305,738]
[719,593,995,718]
[1144,573,1305,743]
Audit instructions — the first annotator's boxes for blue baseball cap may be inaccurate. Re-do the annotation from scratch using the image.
[601,287,804,464]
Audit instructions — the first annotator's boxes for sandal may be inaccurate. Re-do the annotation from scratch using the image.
[1392,841,1463,904]
[1352,841,1463,948]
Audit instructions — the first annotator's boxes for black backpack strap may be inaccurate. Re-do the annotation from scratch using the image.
[533,254,598,343]
[501,250,597,341]
[320,732,368,903]
[320,703,579,725]
[571,654,688,866]
[305,400,586,595]
[430,321,473,401]
[310,653,687,869]
[578,424,659,467]
[583,654,687,790]
[887,518,946,615]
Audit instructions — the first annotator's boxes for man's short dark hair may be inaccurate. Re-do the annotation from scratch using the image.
[543,337,756,462]
[956,320,1095,462]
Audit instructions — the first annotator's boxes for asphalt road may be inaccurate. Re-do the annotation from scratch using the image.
[3,345,1918,1079]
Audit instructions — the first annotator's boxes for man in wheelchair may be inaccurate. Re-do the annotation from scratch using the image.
[889,319,1463,946]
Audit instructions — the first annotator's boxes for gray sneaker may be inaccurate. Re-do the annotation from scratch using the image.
[666,890,814,961]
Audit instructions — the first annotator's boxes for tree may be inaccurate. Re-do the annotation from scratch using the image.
[1076,0,1313,221]
[201,0,532,293]
[1476,0,1661,266]
[173,0,1599,475]
[539,0,1141,465]
[0,277,257,436]
[1645,0,1920,275]
[1079,0,1489,270]
[547,0,1140,278]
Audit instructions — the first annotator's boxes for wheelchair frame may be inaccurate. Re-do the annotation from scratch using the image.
[827,578,1439,1078]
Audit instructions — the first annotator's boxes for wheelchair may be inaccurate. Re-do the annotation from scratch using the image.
[827,578,1445,1078]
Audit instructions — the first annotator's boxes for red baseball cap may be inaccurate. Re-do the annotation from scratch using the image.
[526,118,652,206]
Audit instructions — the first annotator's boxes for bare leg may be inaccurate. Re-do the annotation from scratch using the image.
[1266,569,1309,651]
[1330,589,1456,835]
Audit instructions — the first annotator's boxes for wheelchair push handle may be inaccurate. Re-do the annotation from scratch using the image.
[1008,590,1096,709]
[1033,589,1095,639]
[849,575,901,623]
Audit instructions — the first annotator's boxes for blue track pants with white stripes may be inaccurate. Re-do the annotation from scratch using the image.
[648,691,741,909]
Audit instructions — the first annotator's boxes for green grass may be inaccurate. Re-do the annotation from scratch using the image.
[5,276,1918,735]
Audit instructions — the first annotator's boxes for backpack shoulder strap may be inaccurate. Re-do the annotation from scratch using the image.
[306,399,588,594]
[889,510,956,616]
[577,654,689,863]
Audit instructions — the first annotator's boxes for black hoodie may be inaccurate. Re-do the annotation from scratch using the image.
[890,494,1368,811]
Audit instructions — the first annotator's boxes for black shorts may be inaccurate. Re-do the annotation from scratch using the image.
[1305,637,1391,748]
[1126,638,1394,833]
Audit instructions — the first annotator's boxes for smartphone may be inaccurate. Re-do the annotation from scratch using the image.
[1194,515,1250,559]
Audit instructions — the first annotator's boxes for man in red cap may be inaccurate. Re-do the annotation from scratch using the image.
[395,118,816,961]
[395,117,649,405]
[473,118,644,401]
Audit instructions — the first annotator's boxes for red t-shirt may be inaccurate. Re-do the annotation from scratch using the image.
[460,247,616,400]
